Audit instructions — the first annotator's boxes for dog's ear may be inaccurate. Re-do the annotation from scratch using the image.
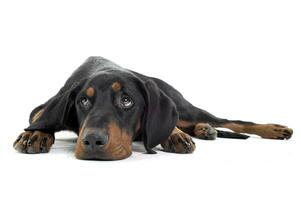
[139,80,178,153]
[25,82,83,132]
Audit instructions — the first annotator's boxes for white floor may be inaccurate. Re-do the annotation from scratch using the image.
[2,128,300,200]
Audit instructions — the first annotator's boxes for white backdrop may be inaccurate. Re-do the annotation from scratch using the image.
[0,1,300,200]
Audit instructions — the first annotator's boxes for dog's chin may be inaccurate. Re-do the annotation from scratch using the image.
[74,144,132,161]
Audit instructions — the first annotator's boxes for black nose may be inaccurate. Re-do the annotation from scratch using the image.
[82,132,108,150]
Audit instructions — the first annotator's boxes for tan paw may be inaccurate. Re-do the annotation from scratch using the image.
[254,124,293,140]
[13,131,55,153]
[194,123,217,140]
[161,129,196,154]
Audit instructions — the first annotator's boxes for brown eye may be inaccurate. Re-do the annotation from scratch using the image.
[80,97,91,109]
[120,95,134,109]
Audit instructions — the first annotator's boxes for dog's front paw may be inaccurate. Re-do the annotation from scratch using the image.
[13,131,55,153]
[194,123,217,140]
[161,129,196,154]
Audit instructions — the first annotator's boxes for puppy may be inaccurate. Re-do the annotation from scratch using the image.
[13,57,293,160]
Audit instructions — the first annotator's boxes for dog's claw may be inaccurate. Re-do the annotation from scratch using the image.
[13,131,54,154]
[161,129,196,154]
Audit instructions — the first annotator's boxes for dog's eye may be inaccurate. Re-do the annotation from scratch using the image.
[80,97,91,108]
[120,95,134,109]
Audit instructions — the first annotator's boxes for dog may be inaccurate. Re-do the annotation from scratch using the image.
[13,57,294,160]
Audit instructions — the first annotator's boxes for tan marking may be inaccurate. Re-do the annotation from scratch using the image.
[222,123,245,133]
[111,82,122,92]
[28,131,54,153]
[194,123,217,138]
[13,131,54,153]
[75,119,132,160]
[173,127,184,134]
[31,109,44,123]
[105,122,132,160]
[222,123,293,139]
[86,87,95,97]
[176,120,195,128]
[160,127,196,153]
[74,118,88,159]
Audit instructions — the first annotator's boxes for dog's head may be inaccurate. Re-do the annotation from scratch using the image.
[28,71,178,160]
[74,72,179,160]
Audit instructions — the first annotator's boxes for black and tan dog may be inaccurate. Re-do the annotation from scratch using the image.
[13,57,293,160]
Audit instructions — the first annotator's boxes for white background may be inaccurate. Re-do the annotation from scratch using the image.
[0,0,300,200]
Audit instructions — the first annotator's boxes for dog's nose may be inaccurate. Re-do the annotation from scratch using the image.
[82,131,108,150]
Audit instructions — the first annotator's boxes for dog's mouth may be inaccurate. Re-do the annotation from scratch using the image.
[74,122,132,160]
[75,144,132,161]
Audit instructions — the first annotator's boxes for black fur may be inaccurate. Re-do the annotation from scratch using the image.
[24,56,248,153]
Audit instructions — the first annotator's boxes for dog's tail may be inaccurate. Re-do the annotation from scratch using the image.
[216,130,249,139]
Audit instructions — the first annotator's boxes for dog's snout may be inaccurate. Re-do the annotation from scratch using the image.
[82,131,108,150]
[75,123,133,160]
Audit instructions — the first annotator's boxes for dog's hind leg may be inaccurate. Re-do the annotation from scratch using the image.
[148,76,293,140]
[177,106,293,140]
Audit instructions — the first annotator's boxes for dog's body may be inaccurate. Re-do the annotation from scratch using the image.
[13,57,293,160]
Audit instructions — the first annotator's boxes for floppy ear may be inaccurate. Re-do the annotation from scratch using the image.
[25,82,83,132]
[140,80,179,153]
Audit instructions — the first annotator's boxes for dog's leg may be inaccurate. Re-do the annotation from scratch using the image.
[161,127,196,153]
[220,121,293,140]
[13,107,55,154]
[148,74,293,140]
[177,106,293,140]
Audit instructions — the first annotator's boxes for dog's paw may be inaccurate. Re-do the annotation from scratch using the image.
[255,124,293,140]
[161,129,196,154]
[13,131,55,153]
[194,123,217,140]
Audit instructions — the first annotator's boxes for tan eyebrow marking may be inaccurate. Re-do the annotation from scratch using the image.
[86,87,95,97]
[112,82,122,92]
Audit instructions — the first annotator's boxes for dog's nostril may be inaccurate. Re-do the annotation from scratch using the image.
[82,132,108,149]
[95,140,104,146]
